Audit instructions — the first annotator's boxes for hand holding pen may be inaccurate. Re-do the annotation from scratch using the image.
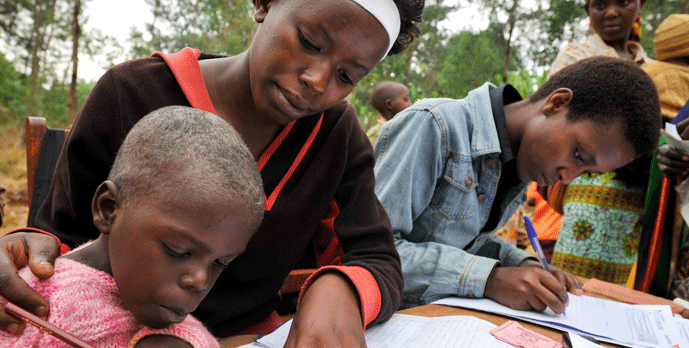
[2,301,94,348]
[523,215,584,295]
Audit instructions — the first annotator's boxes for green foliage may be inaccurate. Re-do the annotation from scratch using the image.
[4,0,684,134]
[0,53,28,125]
[436,31,505,99]
[0,52,93,127]
[128,0,255,59]
[507,69,549,98]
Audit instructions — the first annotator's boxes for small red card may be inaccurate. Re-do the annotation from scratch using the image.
[491,320,563,348]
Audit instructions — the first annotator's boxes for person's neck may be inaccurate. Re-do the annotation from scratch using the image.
[200,52,282,159]
[503,98,544,157]
[62,236,112,275]
[604,37,634,60]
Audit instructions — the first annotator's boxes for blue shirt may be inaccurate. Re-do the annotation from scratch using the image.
[374,83,533,308]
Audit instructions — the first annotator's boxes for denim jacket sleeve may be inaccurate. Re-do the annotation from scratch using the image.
[374,100,511,307]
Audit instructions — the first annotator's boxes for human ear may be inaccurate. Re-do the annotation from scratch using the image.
[543,88,573,117]
[385,98,394,110]
[254,0,272,23]
[91,180,121,235]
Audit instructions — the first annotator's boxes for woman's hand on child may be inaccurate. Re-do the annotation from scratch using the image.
[284,272,367,348]
[0,232,59,334]
[484,264,570,314]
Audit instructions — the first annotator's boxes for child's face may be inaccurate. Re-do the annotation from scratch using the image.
[516,111,635,186]
[250,0,389,125]
[107,192,257,329]
[586,0,641,43]
[390,89,411,116]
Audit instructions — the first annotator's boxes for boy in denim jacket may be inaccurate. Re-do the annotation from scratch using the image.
[374,57,661,313]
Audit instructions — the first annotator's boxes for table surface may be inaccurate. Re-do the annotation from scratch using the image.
[217,302,622,347]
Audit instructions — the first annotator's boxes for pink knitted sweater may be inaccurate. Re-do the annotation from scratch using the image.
[0,257,219,347]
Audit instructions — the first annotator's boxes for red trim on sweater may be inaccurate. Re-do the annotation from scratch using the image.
[262,114,323,211]
[298,266,382,328]
[256,121,296,171]
[315,200,344,267]
[5,228,71,256]
[150,48,216,114]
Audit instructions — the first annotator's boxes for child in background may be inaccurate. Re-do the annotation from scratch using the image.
[0,106,265,347]
[0,0,425,344]
[642,14,689,121]
[367,81,412,144]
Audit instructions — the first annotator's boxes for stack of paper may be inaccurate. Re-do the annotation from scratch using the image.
[433,295,689,348]
[239,314,517,348]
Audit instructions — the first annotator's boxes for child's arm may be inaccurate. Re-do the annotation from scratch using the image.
[130,314,220,348]
[133,335,193,348]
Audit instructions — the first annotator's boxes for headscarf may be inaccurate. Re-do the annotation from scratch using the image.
[654,14,689,61]
[351,0,401,55]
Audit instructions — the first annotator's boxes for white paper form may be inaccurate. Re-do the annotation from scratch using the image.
[433,295,687,348]
[673,315,689,347]
[245,314,515,348]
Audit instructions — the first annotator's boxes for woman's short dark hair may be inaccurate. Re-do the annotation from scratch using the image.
[529,56,661,156]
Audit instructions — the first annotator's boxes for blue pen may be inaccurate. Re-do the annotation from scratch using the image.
[524,215,567,315]
[524,215,551,272]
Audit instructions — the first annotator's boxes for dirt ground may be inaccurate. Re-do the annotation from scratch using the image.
[0,124,29,236]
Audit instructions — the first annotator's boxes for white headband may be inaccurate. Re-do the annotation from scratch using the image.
[351,0,401,55]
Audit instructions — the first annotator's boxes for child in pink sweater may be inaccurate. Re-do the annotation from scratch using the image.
[0,106,265,347]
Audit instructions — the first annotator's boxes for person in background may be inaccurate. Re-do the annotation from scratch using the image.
[0,106,265,347]
[549,0,649,72]
[635,16,689,292]
[532,0,655,286]
[0,0,425,345]
[642,14,689,121]
[637,99,689,297]
[373,57,660,312]
[367,81,412,144]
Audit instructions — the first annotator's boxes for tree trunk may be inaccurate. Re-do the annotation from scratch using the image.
[503,0,519,83]
[69,0,81,123]
[426,42,437,95]
[27,0,46,117]
[404,40,417,86]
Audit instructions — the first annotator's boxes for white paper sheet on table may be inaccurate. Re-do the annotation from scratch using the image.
[433,295,689,348]
[237,313,516,348]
